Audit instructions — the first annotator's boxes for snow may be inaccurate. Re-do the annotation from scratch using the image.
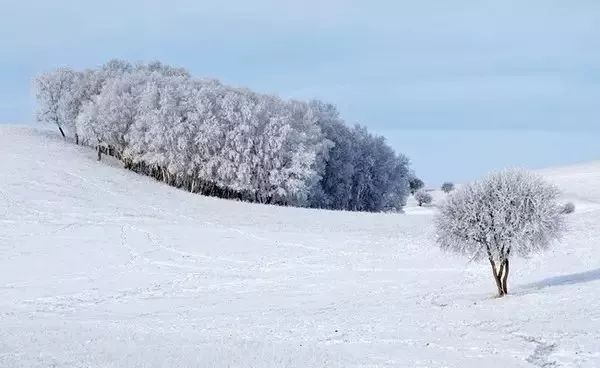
[538,161,600,214]
[1,126,599,367]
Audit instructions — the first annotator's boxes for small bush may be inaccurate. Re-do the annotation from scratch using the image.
[561,202,575,214]
[414,189,433,206]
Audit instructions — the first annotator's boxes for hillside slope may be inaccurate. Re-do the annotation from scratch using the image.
[1,126,599,367]
[538,161,600,213]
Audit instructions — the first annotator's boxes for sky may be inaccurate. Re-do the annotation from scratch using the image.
[1,0,599,184]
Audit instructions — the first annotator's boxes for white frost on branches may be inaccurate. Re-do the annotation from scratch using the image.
[435,169,565,263]
[33,60,412,211]
[414,189,433,207]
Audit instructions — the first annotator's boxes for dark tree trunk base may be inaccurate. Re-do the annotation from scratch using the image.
[489,259,505,297]
[501,259,509,295]
[489,258,510,297]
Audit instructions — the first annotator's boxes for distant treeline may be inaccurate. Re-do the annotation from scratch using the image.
[34,60,413,211]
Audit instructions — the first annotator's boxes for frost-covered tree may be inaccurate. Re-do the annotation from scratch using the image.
[78,72,146,157]
[34,68,83,139]
[435,169,565,297]
[34,60,413,212]
[274,99,330,205]
[414,189,432,206]
[409,176,425,194]
[441,182,455,193]
[310,101,356,209]
[356,131,409,211]
[309,101,410,212]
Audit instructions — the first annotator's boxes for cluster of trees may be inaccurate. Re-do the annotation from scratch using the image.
[409,179,454,207]
[34,60,412,211]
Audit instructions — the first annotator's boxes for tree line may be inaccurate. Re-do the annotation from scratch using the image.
[34,60,412,211]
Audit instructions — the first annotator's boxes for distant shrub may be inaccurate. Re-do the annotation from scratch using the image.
[561,202,575,214]
[441,182,455,193]
[414,189,433,206]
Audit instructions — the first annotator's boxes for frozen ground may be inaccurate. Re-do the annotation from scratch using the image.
[1,126,599,367]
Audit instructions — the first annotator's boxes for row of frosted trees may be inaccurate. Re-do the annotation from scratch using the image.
[34,60,411,211]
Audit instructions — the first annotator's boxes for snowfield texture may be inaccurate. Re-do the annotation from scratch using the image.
[1,126,599,367]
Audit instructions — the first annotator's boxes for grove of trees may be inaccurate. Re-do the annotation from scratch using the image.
[34,60,412,212]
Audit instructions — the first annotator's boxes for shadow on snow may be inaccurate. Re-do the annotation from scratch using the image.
[519,267,600,291]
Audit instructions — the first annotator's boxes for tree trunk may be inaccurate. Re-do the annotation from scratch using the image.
[489,258,505,297]
[58,126,66,139]
[75,134,79,145]
[501,259,509,295]
[97,145,102,161]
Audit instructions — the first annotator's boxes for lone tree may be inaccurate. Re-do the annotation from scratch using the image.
[414,189,433,206]
[441,182,455,193]
[409,177,425,194]
[435,169,565,297]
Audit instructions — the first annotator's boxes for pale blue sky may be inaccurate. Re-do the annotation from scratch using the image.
[1,0,599,184]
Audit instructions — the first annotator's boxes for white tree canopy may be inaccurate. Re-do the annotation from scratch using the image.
[414,189,432,207]
[34,60,412,212]
[435,169,564,262]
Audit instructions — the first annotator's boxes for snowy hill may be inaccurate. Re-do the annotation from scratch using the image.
[538,161,600,213]
[1,126,599,367]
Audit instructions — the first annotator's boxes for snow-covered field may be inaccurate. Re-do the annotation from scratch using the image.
[1,126,599,367]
